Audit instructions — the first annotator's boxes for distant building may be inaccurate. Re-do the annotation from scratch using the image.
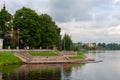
[87,43,96,47]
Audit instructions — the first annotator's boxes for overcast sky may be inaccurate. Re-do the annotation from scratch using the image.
[1,0,120,43]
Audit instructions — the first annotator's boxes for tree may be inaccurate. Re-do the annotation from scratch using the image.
[13,7,61,49]
[0,6,12,38]
[62,34,72,51]
[0,5,12,49]
[71,44,80,51]
[106,43,120,50]
[39,14,61,48]
[97,43,106,50]
[13,7,42,48]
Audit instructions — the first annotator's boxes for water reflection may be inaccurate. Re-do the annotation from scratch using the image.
[2,51,120,80]
[0,65,20,80]
[0,64,84,80]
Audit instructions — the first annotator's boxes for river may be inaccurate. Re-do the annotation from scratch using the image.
[0,51,120,80]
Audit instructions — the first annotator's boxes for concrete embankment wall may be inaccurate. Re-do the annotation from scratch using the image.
[0,49,55,52]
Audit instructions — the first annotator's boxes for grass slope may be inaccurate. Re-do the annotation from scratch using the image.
[29,51,59,56]
[68,52,84,59]
[0,52,21,65]
[68,55,83,59]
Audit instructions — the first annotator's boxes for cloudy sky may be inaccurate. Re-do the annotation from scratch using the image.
[0,0,120,43]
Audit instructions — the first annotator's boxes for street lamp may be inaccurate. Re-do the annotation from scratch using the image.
[59,35,62,51]
[17,29,20,49]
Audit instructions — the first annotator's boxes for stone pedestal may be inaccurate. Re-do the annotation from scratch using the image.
[16,46,19,49]
[26,46,29,49]
[40,47,41,49]
[8,46,10,49]
[53,46,56,51]
[0,39,3,49]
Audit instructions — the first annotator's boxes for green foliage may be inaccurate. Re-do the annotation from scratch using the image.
[3,37,10,49]
[0,52,21,65]
[29,51,59,56]
[97,43,106,50]
[76,42,120,50]
[0,6,61,49]
[0,7,12,38]
[62,34,72,51]
[14,7,42,48]
[71,44,80,51]
[101,43,120,50]
[39,14,61,48]
[0,6,12,49]
[68,55,83,59]
[13,7,60,49]
[68,51,84,59]
[77,52,83,55]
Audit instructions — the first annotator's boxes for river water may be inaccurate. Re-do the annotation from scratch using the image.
[0,51,120,80]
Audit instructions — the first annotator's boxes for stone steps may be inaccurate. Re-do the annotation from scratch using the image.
[13,51,70,64]
[59,51,77,56]
[13,51,32,63]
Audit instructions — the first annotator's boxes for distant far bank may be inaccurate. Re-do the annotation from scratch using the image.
[75,42,120,50]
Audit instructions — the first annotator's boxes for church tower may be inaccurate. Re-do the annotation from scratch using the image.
[3,1,6,10]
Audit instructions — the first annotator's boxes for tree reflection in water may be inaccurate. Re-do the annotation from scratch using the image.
[0,64,84,80]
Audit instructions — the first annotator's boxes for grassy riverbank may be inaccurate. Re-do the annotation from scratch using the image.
[0,52,21,65]
[29,51,84,59]
[68,55,84,59]
[0,51,85,65]
[29,51,59,56]
[68,52,84,59]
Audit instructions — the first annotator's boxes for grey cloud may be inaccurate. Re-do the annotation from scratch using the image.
[0,0,49,15]
[49,0,93,22]
[90,0,114,7]
[50,0,120,30]
[50,0,74,9]
[49,0,116,22]
[72,27,120,43]
[0,0,28,14]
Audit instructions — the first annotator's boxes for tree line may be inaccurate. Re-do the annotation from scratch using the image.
[77,42,120,50]
[60,34,79,51]
[2,5,117,51]
[0,6,60,49]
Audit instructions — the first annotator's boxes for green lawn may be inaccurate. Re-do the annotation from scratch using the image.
[0,52,21,65]
[29,51,59,56]
[68,52,84,59]
[68,55,84,59]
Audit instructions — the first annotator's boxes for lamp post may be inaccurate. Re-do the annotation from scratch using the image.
[64,38,65,50]
[59,35,62,51]
[17,29,20,49]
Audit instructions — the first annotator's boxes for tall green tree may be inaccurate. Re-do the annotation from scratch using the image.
[13,7,61,49]
[0,5,12,38]
[0,5,12,49]
[13,7,42,48]
[62,34,72,51]
[39,14,61,48]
